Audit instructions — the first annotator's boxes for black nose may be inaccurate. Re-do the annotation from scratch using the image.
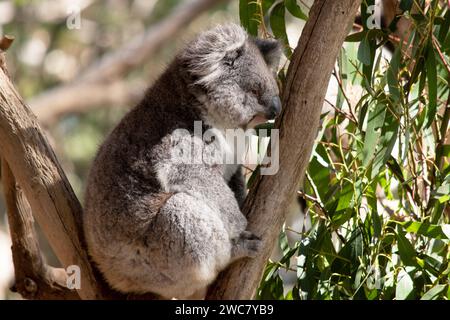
[267,96,282,119]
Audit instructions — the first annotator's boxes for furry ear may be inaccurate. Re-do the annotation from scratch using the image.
[254,38,282,70]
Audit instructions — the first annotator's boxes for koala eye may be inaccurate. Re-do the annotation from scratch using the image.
[224,59,235,67]
[251,89,259,96]
[224,47,244,67]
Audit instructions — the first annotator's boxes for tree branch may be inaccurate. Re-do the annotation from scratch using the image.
[1,159,79,300]
[206,0,362,300]
[0,50,107,299]
[31,80,146,125]
[29,0,228,125]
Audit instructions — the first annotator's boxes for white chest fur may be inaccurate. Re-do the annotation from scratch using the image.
[205,127,240,182]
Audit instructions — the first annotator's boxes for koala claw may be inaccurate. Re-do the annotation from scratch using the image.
[243,238,262,258]
[231,231,262,260]
[240,230,261,241]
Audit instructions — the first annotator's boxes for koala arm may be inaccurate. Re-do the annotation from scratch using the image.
[228,166,247,209]
[155,133,249,232]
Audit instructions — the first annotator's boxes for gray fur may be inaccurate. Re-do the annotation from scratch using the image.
[83,23,281,299]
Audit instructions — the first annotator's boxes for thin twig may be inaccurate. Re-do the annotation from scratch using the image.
[332,68,359,125]
[325,98,357,124]
[432,35,450,76]
[297,190,328,219]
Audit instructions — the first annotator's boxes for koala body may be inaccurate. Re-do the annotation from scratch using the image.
[83,24,281,298]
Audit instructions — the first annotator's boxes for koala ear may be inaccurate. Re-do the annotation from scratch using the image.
[223,44,245,67]
[254,38,282,70]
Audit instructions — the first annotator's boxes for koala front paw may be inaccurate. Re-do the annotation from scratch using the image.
[242,238,262,258]
[240,230,261,241]
[231,231,262,260]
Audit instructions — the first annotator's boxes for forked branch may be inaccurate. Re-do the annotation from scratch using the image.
[1,159,79,300]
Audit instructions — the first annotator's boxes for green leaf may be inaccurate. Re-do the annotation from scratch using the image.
[387,156,405,181]
[418,59,427,95]
[431,202,447,225]
[395,268,414,300]
[331,208,353,228]
[326,181,355,228]
[432,182,450,199]
[399,221,450,240]
[284,0,308,20]
[253,122,274,136]
[362,101,387,166]
[307,145,332,201]
[386,49,401,103]
[331,228,364,276]
[336,182,354,211]
[319,229,337,265]
[358,100,369,130]
[358,31,377,83]
[424,44,437,129]
[438,10,450,42]
[270,3,292,57]
[444,32,450,53]
[396,225,419,267]
[399,0,413,11]
[360,0,374,30]
[367,184,381,238]
[258,268,285,299]
[279,229,289,253]
[421,284,447,300]
[358,35,372,66]
[296,222,327,299]
[408,44,425,91]
[371,109,399,179]
[336,48,348,109]
[262,0,276,16]
[284,290,293,300]
[278,228,296,268]
[345,31,366,42]
[239,0,260,36]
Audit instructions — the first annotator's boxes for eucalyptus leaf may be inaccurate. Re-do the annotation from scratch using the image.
[396,226,419,267]
[239,0,259,36]
[424,44,437,129]
[421,284,447,300]
[398,221,450,240]
[270,3,292,57]
[395,268,414,300]
[284,0,308,20]
[358,35,372,66]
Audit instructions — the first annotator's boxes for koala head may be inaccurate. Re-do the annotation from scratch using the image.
[179,23,282,129]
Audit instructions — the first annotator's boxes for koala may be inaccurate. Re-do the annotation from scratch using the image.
[83,23,282,299]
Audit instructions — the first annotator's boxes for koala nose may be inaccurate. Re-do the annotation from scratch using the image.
[267,96,282,119]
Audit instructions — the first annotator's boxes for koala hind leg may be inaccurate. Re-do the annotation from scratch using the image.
[141,192,235,298]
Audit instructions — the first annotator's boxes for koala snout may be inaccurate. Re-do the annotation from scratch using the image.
[266,96,282,119]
